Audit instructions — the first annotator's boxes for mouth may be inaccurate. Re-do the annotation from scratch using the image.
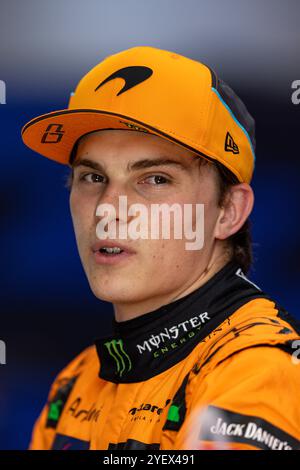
[91,241,136,265]
[98,246,124,255]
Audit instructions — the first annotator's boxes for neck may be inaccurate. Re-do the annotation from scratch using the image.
[113,251,232,322]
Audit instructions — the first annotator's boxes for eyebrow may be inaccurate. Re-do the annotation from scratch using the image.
[72,156,195,173]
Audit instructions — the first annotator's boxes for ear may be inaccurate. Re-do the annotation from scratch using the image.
[214,183,254,240]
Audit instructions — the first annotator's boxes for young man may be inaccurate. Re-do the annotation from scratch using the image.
[21,46,300,450]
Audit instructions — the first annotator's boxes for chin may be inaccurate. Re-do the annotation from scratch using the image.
[88,278,140,304]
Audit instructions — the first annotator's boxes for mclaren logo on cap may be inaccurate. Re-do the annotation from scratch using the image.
[94,66,153,96]
[225,132,239,154]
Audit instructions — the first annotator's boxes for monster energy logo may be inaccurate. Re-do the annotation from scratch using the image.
[104,339,132,377]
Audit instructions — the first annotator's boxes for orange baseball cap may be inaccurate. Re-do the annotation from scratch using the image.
[21,46,256,183]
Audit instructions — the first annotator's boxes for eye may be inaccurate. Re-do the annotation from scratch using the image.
[140,175,171,185]
[79,173,105,184]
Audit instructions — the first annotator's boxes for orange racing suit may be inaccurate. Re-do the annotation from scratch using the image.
[29,261,300,450]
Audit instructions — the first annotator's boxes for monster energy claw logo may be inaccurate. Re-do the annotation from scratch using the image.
[104,339,132,377]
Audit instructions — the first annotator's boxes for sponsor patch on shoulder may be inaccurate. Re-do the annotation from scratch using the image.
[198,405,300,450]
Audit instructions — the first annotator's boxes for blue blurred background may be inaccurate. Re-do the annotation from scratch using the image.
[0,0,299,449]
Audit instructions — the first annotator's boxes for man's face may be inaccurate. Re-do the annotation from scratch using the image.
[69,129,222,314]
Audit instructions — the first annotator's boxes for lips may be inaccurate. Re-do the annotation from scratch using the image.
[91,240,136,255]
[91,240,136,266]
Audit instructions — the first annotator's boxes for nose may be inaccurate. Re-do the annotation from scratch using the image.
[94,184,135,228]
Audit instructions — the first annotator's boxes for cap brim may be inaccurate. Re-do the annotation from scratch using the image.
[21,108,211,166]
[21,108,157,165]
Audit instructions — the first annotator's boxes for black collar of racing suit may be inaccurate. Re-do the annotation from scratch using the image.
[94,260,267,383]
